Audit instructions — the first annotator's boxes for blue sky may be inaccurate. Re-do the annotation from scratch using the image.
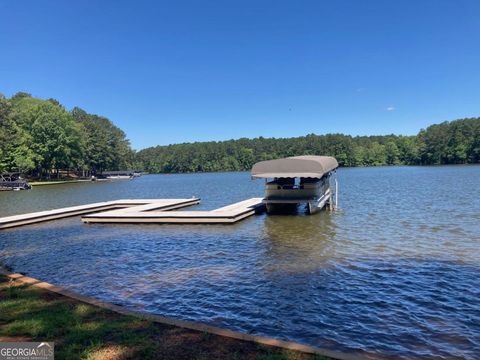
[1,0,479,149]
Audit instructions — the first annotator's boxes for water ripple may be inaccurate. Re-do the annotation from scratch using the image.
[1,166,479,359]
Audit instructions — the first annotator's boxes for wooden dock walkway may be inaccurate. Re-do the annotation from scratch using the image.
[0,198,265,228]
[0,198,200,229]
[82,198,265,224]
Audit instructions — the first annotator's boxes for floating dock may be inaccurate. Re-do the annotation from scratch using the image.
[0,198,265,229]
[0,198,200,229]
[82,197,265,224]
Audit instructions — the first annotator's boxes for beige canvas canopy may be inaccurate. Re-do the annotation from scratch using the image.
[251,155,338,179]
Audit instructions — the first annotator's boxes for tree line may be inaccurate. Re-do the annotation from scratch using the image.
[1,91,479,177]
[0,92,136,178]
[137,118,480,173]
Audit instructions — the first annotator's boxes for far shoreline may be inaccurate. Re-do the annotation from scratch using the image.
[18,163,480,185]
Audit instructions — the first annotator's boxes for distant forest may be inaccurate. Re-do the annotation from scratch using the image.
[137,118,480,173]
[1,92,479,178]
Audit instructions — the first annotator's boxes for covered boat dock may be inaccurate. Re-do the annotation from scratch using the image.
[251,155,339,213]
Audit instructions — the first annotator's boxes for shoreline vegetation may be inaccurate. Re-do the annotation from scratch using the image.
[1,91,479,180]
[0,272,334,360]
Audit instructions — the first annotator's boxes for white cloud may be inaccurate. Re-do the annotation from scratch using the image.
[386,106,396,111]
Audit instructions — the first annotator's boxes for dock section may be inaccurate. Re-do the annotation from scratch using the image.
[0,198,200,229]
[82,198,265,224]
[0,197,265,228]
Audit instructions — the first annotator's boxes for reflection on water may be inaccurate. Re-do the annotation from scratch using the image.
[262,214,337,273]
[1,166,479,359]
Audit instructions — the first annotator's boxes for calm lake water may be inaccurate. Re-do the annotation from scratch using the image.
[1,166,479,359]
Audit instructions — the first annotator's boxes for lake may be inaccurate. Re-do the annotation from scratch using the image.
[1,166,479,359]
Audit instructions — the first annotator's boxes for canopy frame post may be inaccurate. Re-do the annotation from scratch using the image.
[334,172,338,210]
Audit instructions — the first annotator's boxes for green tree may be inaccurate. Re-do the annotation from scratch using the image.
[0,94,37,173]
[385,141,400,165]
[72,107,134,174]
[8,95,82,177]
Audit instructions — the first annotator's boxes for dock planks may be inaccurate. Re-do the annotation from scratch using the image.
[82,198,265,224]
[0,197,265,228]
[0,198,200,229]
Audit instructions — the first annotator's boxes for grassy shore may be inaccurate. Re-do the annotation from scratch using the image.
[0,274,331,360]
[30,180,87,186]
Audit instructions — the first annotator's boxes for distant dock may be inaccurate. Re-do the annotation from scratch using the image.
[0,198,265,229]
